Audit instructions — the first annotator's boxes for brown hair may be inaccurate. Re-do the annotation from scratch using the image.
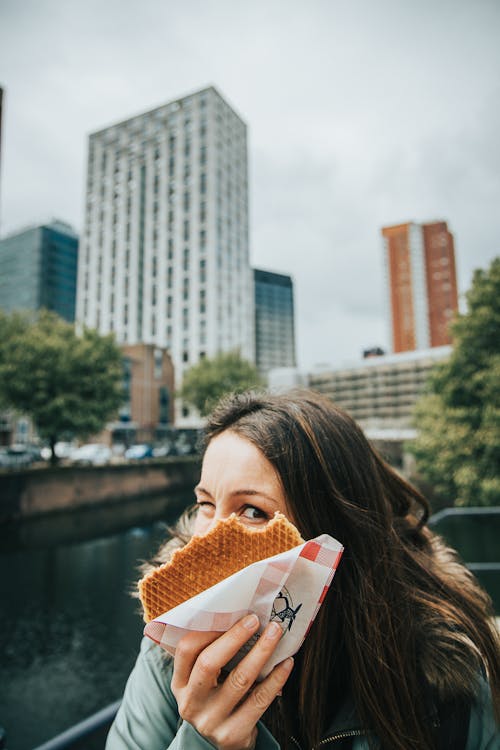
[201,389,500,749]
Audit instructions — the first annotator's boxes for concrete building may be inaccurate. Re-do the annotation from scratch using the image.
[381,221,458,353]
[0,220,79,321]
[76,86,254,424]
[254,268,296,377]
[308,346,451,431]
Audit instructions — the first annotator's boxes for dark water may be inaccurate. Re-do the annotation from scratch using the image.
[0,493,192,750]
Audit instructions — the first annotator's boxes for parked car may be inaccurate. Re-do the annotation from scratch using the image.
[40,441,77,461]
[153,428,202,458]
[152,442,177,458]
[70,443,112,466]
[0,444,42,469]
[124,444,153,460]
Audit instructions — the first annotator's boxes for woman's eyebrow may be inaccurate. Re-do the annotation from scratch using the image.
[230,489,280,505]
[194,485,279,506]
[194,485,213,497]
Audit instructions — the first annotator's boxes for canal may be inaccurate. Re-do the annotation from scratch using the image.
[0,492,192,750]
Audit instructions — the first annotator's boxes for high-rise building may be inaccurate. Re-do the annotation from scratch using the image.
[254,268,296,376]
[0,220,79,321]
[0,86,4,225]
[76,86,254,423]
[381,221,458,353]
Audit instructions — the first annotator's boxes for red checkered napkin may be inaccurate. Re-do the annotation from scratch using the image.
[144,534,343,679]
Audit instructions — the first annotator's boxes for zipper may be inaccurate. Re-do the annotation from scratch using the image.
[316,729,366,745]
[291,728,367,749]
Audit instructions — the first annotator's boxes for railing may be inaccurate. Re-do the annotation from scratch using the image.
[429,506,500,614]
[29,700,120,750]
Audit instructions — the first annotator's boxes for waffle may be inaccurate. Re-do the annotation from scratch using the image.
[138,512,304,622]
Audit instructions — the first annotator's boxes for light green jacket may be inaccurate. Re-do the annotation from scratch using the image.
[106,638,499,750]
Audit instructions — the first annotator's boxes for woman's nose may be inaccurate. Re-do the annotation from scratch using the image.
[194,505,232,536]
[205,508,231,531]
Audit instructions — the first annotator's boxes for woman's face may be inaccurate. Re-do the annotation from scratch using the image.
[193,429,289,536]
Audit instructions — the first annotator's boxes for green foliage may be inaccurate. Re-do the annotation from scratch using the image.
[0,309,124,460]
[411,258,500,506]
[179,351,262,417]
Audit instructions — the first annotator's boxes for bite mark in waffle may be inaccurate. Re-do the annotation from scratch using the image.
[138,512,304,622]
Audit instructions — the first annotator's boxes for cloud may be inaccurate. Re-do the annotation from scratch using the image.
[1,0,499,368]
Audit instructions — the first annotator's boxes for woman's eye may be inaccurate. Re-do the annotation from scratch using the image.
[196,501,214,515]
[241,505,268,521]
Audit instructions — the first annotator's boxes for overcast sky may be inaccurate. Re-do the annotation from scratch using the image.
[1,0,499,370]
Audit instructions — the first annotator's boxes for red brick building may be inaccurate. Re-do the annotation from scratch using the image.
[381,221,458,353]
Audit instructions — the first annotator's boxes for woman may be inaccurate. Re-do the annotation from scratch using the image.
[107,390,500,750]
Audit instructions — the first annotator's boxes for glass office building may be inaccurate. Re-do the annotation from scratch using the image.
[0,220,79,321]
[254,268,296,376]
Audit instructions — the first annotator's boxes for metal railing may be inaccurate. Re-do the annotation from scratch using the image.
[30,700,120,750]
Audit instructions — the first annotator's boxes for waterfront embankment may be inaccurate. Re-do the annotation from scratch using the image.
[0,456,200,524]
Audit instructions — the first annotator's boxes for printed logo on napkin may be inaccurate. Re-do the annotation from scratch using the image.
[144,534,343,679]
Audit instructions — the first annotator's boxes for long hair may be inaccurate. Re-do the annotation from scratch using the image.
[201,389,500,749]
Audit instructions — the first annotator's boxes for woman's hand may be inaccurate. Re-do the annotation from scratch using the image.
[171,614,294,750]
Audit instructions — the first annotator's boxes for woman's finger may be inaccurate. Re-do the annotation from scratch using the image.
[171,629,223,691]
[229,657,294,729]
[216,620,285,710]
[187,614,261,693]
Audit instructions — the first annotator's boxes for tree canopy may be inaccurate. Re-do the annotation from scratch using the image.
[0,309,124,461]
[411,257,500,506]
[179,351,262,417]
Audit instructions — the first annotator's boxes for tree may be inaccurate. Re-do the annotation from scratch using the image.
[179,351,262,417]
[0,309,124,463]
[411,257,500,506]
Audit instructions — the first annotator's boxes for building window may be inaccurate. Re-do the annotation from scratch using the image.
[154,348,163,379]
[199,258,206,283]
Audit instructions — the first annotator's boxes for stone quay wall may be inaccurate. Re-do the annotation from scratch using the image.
[0,457,200,524]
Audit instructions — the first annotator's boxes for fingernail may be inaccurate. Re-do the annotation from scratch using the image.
[281,656,294,673]
[264,621,283,640]
[242,613,259,630]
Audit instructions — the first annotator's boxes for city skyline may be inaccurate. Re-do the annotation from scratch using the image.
[1,0,499,369]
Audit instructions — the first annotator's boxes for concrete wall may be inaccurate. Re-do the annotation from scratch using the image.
[0,457,200,523]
